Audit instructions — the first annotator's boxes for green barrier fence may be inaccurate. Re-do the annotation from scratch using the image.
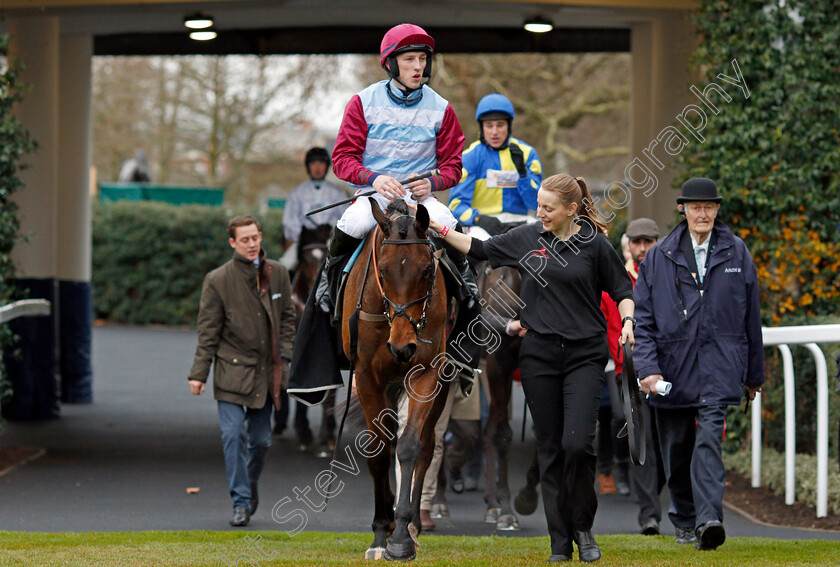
[99,183,225,206]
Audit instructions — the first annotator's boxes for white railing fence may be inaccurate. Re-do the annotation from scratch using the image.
[0,299,51,324]
[755,324,839,518]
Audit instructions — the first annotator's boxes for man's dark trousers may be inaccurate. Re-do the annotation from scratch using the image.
[654,405,726,530]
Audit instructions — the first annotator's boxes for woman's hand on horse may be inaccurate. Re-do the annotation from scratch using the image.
[372,175,407,200]
[426,216,444,234]
[407,177,432,200]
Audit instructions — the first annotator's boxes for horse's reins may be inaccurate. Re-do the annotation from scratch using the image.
[370,223,436,345]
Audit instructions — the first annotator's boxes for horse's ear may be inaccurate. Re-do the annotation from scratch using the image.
[415,204,430,235]
[369,197,390,236]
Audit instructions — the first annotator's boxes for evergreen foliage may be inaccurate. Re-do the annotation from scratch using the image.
[92,202,285,326]
[0,51,37,404]
[679,2,840,455]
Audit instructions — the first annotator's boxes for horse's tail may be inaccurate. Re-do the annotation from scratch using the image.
[330,391,366,429]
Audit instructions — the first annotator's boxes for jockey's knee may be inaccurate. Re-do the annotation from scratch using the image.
[420,197,457,229]
[335,207,373,240]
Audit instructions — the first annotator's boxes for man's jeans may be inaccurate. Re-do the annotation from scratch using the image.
[218,401,273,510]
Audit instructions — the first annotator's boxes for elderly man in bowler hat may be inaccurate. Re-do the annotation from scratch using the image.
[632,178,764,550]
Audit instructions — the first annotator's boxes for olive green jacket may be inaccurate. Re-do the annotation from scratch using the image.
[188,250,296,409]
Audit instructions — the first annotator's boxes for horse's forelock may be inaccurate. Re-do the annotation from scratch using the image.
[385,199,409,216]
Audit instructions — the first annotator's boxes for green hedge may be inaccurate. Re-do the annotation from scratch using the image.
[92,201,284,326]
[725,446,840,516]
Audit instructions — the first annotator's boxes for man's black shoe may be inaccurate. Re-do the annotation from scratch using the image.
[695,520,725,550]
[546,554,572,562]
[230,507,250,527]
[675,527,697,544]
[573,531,601,562]
[250,482,259,515]
[640,518,660,535]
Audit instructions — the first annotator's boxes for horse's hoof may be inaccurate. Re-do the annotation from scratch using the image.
[514,486,539,516]
[430,503,449,518]
[365,547,387,560]
[484,507,501,524]
[384,541,417,562]
[496,513,521,531]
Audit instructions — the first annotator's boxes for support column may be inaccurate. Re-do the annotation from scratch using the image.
[58,33,94,404]
[4,16,61,419]
[629,11,696,231]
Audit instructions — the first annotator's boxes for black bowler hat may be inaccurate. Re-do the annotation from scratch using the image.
[676,177,722,204]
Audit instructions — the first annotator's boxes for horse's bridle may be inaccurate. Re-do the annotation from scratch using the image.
[370,223,437,344]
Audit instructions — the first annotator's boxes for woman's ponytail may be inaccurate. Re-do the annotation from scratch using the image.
[575,177,608,235]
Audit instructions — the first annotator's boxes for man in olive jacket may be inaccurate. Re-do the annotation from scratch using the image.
[188,215,296,527]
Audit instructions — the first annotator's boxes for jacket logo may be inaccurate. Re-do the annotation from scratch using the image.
[531,247,549,258]
[725,267,741,273]
[272,293,283,300]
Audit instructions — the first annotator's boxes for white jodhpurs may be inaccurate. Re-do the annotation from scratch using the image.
[335,191,457,239]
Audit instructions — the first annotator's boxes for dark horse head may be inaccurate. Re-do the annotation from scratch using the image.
[370,198,434,365]
[292,224,332,316]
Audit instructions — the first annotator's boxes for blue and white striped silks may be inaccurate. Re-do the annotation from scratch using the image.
[352,80,448,188]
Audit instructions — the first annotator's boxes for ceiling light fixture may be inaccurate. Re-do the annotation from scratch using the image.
[189,30,218,41]
[523,16,554,34]
[184,12,214,30]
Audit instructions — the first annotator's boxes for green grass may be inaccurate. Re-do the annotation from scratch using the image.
[0,531,836,566]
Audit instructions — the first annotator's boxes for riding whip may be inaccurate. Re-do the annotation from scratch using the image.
[305,169,440,217]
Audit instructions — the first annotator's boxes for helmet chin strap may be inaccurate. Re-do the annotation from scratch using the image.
[385,78,426,106]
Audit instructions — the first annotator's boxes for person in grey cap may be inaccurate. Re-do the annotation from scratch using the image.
[632,178,764,551]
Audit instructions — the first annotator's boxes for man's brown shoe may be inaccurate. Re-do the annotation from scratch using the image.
[420,509,436,531]
[597,473,615,495]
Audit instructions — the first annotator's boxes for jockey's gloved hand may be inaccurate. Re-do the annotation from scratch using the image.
[474,214,505,236]
[508,144,527,177]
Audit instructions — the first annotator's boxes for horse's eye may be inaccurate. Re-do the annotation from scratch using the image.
[423,266,433,278]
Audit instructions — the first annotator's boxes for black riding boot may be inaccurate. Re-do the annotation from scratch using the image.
[444,238,480,310]
[315,228,362,313]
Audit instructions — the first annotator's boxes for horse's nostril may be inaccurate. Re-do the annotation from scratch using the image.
[387,341,416,363]
[402,343,417,360]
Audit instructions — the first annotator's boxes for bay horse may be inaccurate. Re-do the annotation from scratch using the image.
[342,198,451,561]
[475,261,524,531]
[430,217,527,531]
[290,224,336,455]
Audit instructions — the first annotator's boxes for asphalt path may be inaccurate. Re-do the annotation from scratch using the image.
[1,325,837,543]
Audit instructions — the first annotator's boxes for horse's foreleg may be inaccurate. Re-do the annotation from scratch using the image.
[388,377,448,561]
[355,370,396,560]
[482,413,501,524]
[514,446,541,516]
